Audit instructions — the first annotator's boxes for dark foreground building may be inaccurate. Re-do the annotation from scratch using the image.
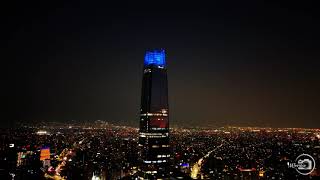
[138,49,171,179]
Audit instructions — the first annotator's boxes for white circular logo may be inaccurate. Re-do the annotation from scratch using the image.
[295,154,316,175]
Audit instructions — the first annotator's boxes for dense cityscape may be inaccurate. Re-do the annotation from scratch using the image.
[1,121,319,179]
[3,1,319,178]
[2,49,320,179]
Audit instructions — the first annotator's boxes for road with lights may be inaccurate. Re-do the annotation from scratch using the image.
[190,143,224,179]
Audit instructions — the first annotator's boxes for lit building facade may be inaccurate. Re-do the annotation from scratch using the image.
[138,49,171,179]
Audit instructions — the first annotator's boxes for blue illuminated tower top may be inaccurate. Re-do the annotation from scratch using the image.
[144,49,166,68]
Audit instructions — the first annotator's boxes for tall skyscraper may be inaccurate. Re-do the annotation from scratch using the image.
[138,49,170,179]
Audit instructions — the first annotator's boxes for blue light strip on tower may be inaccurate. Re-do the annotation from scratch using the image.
[144,49,166,67]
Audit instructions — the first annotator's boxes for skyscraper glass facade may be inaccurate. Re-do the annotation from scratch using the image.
[139,49,170,179]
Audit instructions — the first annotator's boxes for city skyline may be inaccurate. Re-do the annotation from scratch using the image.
[1,1,319,179]
[3,0,320,128]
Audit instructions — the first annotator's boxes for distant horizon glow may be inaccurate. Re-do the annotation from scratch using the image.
[4,1,319,128]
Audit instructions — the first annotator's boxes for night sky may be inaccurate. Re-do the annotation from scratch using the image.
[2,0,319,128]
